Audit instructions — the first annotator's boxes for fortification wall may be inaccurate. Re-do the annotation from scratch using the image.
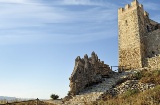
[147,55,160,69]
[118,0,160,69]
[68,52,112,96]
[145,29,160,58]
[118,0,148,69]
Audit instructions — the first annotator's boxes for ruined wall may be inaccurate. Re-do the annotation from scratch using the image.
[118,0,148,69]
[147,55,160,69]
[145,29,160,58]
[69,52,112,96]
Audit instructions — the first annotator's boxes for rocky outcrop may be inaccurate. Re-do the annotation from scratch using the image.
[68,52,112,96]
[64,70,137,105]
[111,80,155,95]
[64,70,157,105]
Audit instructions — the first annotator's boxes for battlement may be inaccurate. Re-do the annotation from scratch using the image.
[118,0,144,14]
[118,0,160,70]
[144,11,149,17]
[131,0,139,6]
[69,52,112,95]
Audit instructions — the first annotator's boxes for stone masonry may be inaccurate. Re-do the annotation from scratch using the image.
[65,70,137,105]
[64,70,155,105]
[64,0,160,105]
[118,0,160,70]
[68,52,112,96]
[147,54,160,69]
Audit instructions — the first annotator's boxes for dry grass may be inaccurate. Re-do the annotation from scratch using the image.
[140,70,160,85]
[92,70,160,105]
[92,85,160,105]
[0,100,56,105]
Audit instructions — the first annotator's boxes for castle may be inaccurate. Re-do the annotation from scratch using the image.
[118,0,160,69]
[68,0,160,97]
[69,52,111,95]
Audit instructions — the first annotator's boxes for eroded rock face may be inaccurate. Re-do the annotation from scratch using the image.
[69,52,112,96]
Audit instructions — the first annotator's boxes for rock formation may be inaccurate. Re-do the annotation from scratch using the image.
[69,52,112,96]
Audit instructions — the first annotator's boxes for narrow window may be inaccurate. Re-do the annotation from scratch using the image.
[147,25,150,32]
[125,20,128,26]
[152,51,155,54]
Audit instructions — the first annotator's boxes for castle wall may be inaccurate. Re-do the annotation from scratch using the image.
[147,55,160,69]
[118,0,147,69]
[69,52,111,96]
[118,0,160,70]
[146,29,160,58]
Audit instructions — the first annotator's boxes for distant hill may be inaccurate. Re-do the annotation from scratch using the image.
[0,96,17,100]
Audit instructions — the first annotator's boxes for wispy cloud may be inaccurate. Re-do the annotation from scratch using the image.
[0,0,31,4]
[43,0,117,7]
[60,0,116,7]
[0,0,118,45]
[143,2,160,10]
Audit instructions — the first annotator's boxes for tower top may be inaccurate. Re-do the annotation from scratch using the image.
[118,0,146,15]
[131,0,139,6]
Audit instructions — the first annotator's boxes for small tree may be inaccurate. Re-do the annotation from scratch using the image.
[50,94,59,100]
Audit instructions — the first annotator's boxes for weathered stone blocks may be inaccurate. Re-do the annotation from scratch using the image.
[118,0,160,70]
[69,52,112,96]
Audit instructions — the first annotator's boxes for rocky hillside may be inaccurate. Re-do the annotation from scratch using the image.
[92,69,160,105]
[63,69,160,105]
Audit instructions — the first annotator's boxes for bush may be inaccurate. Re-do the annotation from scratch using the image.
[132,71,144,80]
[50,94,59,100]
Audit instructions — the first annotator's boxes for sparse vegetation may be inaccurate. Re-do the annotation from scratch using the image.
[92,85,160,105]
[50,94,59,100]
[131,69,160,85]
[140,70,160,85]
[132,71,144,80]
[0,99,56,105]
[0,99,7,104]
[91,70,160,105]
[121,89,139,98]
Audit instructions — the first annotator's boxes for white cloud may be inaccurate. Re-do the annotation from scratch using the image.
[0,2,68,29]
[0,0,118,45]
[62,0,103,6]
[0,0,29,4]
[50,0,118,8]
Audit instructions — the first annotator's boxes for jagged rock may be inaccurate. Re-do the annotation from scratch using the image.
[69,52,112,96]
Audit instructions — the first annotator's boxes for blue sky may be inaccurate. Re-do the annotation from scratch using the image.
[0,0,159,99]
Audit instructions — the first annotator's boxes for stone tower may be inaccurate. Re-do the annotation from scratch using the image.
[118,0,150,69]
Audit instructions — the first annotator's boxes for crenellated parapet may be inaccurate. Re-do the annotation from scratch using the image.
[118,0,160,70]
[69,52,112,96]
[118,0,148,17]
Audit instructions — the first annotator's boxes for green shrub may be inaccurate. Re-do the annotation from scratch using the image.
[133,71,143,80]
[50,94,59,100]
